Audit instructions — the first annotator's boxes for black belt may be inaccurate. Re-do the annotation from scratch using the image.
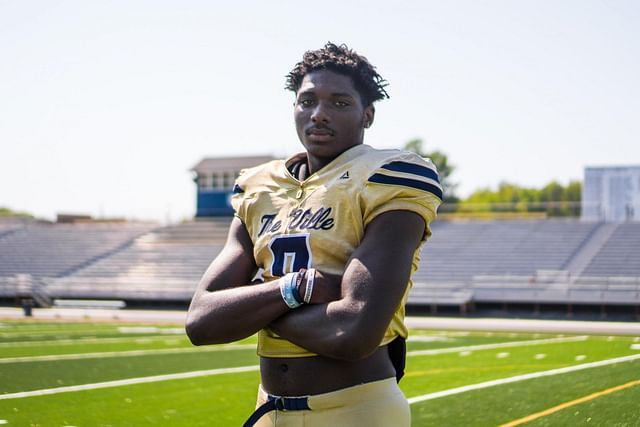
[243,395,310,427]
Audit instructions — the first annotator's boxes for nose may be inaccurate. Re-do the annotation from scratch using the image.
[310,102,330,124]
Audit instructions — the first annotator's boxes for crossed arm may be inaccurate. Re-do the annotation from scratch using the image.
[185,210,424,361]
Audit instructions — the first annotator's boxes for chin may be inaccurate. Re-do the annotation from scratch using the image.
[306,145,337,159]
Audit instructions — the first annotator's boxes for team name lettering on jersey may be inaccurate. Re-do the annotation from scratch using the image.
[258,214,282,237]
[288,207,335,231]
[257,207,336,237]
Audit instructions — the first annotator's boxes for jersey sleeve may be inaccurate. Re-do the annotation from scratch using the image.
[361,155,443,240]
[230,169,250,223]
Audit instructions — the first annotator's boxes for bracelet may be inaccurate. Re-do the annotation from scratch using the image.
[291,279,303,305]
[293,268,306,304]
[280,273,303,309]
[304,268,316,304]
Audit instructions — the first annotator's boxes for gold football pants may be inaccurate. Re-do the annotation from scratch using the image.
[253,377,410,427]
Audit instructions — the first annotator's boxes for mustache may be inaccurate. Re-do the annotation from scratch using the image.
[305,124,335,135]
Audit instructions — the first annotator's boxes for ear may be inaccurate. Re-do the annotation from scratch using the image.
[363,105,375,129]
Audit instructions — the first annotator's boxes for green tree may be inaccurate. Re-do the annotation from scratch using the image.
[463,180,582,216]
[566,180,582,201]
[0,207,33,218]
[403,139,458,202]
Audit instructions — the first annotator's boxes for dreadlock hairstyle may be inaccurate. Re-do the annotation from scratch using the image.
[285,42,389,106]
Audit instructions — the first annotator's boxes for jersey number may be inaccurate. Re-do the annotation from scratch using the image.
[268,234,312,276]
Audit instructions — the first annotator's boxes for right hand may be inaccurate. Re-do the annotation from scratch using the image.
[301,270,342,304]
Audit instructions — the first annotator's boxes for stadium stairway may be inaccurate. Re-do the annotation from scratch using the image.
[581,223,640,277]
[562,223,618,277]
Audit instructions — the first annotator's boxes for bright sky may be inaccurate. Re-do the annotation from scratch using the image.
[1,1,639,223]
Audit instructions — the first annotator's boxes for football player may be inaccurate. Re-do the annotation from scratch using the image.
[186,42,442,426]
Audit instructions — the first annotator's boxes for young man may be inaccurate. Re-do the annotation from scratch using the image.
[186,42,442,426]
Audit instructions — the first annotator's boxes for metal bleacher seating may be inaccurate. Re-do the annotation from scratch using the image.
[409,220,601,309]
[0,221,156,278]
[46,218,231,301]
[409,220,640,310]
[580,223,640,277]
[0,220,156,304]
[416,219,600,283]
[2,217,639,312]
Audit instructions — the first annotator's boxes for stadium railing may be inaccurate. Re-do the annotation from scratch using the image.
[471,273,640,305]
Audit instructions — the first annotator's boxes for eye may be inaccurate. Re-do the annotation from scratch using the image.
[298,99,314,107]
[334,100,350,107]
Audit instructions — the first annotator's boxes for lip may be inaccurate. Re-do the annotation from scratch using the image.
[306,126,334,136]
[306,131,334,143]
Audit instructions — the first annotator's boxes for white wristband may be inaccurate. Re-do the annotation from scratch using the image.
[303,268,316,304]
[280,273,302,309]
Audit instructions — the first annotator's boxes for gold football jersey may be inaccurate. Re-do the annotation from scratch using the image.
[232,144,442,358]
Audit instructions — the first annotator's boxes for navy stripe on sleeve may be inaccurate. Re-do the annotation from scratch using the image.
[381,161,440,183]
[368,173,443,199]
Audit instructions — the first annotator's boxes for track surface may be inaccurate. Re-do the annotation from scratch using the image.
[1,307,639,334]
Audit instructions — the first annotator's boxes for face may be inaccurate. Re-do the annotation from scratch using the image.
[294,69,374,172]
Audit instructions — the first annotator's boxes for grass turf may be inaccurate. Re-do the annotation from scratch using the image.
[0,319,638,426]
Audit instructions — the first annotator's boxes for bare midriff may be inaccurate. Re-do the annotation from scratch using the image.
[260,345,395,396]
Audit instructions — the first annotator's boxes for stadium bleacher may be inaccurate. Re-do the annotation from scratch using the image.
[0,220,156,304]
[0,221,156,278]
[415,219,600,282]
[0,217,639,316]
[46,219,231,301]
[409,219,640,313]
[581,222,640,277]
[0,219,27,240]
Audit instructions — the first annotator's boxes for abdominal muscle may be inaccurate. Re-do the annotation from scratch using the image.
[260,345,396,396]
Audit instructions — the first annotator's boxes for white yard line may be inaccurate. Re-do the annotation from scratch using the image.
[0,365,260,400]
[2,336,586,364]
[0,335,186,347]
[407,336,588,357]
[0,328,161,339]
[0,344,256,364]
[4,350,639,403]
[408,353,640,405]
[405,317,640,335]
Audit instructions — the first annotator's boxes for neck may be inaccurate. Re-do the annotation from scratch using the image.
[306,156,324,177]
[306,142,363,176]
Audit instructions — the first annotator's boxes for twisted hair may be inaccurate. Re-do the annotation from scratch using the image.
[285,42,389,106]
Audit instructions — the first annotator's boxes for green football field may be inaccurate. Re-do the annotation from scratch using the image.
[1,319,639,426]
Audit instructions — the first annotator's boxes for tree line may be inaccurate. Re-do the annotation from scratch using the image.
[404,139,582,216]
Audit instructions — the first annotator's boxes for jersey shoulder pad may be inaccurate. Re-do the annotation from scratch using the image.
[233,160,284,195]
[365,149,443,200]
